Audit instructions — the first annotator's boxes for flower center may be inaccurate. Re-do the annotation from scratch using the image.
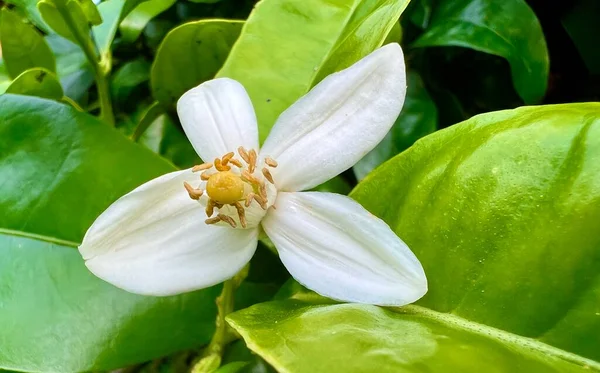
[206,171,244,205]
[183,147,278,229]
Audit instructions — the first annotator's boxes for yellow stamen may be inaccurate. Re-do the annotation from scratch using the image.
[262,167,274,184]
[233,202,247,228]
[238,146,250,164]
[265,157,278,168]
[192,163,212,172]
[218,213,237,228]
[183,182,203,200]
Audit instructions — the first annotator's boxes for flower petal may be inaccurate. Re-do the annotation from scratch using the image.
[259,44,406,192]
[80,169,258,296]
[177,78,259,162]
[262,191,426,306]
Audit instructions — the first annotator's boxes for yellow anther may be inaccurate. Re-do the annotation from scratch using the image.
[183,182,203,200]
[218,213,237,228]
[248,149,257,173]
[192,163,212,172]
[264,157,278,168]
[233,202,247,228]
[262,167,274,184]
[222,152,235,164]
[229,158,242,168]
[201,171,212,181]
[238,147,250,164]
[206,171,244,205]
[214,158,231,172]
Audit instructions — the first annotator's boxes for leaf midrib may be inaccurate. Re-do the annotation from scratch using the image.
[397,304,600,370]
[0,227,79,248]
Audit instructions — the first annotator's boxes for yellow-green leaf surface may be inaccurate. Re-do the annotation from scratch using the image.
[0,95,270,372]
[38,0,90,44]
[0,8,56,79]
[120,0,177,42]
[151,20,243,107]
[228,103,600,372]
[413,0,549,104]
[5,68,64,100]
[216,0,410,142]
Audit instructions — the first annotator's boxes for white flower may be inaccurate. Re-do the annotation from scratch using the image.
[79,43,427,306]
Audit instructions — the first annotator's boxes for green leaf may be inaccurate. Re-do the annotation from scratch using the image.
[38,0,90,45]
[0,61,11,94]
[0,8,56,79]
[413,0,549,104]
[228,103,600,372]
[92,0,126,56]
[228,301,599,373]
[353,71,437,180]
[151,19,243,107]
[5,68,64,100]
[216,0,411,142]
[111,58,151,104]
[0,95,214,371]
[46,34,94,101]
[119,0,177,43]
[79,0,103,25]
[3,0,50,32]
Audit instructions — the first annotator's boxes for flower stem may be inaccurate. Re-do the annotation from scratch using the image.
[56,5,114,126]
[191,267,249,373]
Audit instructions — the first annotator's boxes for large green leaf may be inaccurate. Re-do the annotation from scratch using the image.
[0,8,56,79]
[353,70,437,180]
[151,19,243,107]
[216,0,410,142]
[5,68,64,100]
[228,103,600,372]
[0,95,267,372]
[92,0,127,57]
[413,0,549,104]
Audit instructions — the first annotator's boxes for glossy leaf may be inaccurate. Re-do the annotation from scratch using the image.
[229,300,599,373]
[353,71,437,180]
[413,0,549,104]
[0,8,56,79]
[92,0,126,57]
[38,0,90,45]
[46,34,94,101]
[229,103,600,371]
[5,68,64,100]
[216,0,411,142]
[0,95,270,371]
[120,0,177,43]
[151,19,243,107]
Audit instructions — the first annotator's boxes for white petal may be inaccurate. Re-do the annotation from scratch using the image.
[259,44,406,192]
[177,78,259,162]
[262,192,426,306]
[80,169,258,296]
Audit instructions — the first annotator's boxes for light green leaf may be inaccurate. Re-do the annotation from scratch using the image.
[92,0,126,56]
[3,0,50,32]
[228,301,599,373]
[228,103,600,372]
[0,8,56,79]
[0,61,11,94]
[353,71,437,180]
[151,19,243,107]
[79,0,103,25]
[413,0,549,104]
[38,0,90,44]
[5,68,64,100]
[119,0,177,43]
[216,0,411,142]
[0,95,270,371]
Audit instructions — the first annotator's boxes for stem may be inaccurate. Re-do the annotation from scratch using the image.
[191,267,249,373]
[56,4,114,126]
[131,102,163,142]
